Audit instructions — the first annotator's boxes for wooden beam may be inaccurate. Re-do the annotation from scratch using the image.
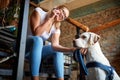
[30,1,37,7]
[66,18,89,31]
[30,1,89,32]
[30,2,48,11]
[89,18,120,33]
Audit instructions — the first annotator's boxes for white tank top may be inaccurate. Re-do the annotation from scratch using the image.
[34,7,60,41]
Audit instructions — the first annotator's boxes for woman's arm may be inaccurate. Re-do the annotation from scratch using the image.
[51,32,87,54]
[30,10,55,36]
[51,25,76,52]
[51,23,87,54]
[51,33,76,52]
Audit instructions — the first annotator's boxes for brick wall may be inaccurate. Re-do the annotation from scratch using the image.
[60,6,120,78]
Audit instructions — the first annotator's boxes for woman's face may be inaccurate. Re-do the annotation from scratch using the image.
[53,7,69,21]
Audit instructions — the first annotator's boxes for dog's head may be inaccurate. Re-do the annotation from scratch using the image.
[74,32,100,48]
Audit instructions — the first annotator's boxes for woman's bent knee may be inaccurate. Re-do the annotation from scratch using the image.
[32,36,43,45]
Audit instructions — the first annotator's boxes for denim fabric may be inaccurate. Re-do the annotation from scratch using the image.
[86,61,114,80]
[25,36,64,78]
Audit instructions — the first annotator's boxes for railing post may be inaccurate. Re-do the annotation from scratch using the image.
[75,27,80,39]
[12,0,29,80]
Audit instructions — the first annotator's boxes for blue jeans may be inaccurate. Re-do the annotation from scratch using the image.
[25,36,64,78]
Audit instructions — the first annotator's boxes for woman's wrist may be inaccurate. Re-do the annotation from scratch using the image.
[47,17,54,22]
[71,47,76,52]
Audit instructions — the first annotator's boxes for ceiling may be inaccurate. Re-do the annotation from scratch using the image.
[38,0,100,11]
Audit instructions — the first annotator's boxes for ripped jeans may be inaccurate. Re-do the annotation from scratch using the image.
[25,36,64,78]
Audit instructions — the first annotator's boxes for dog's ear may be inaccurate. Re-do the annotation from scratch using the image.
[94,34,100,43]
[89,33,100,45]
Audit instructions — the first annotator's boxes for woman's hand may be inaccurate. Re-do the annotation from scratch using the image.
[80,48,88,55]
[73,47,88,55]
[51,8,62,21]
[50,8,60,19]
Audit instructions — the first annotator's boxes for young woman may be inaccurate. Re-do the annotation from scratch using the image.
[26,5,87,80]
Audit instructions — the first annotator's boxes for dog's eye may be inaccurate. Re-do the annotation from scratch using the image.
[81,35,86,39]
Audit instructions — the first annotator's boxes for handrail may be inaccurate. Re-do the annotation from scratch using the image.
[89,18,120,33]
[30,2,89,32]
[66,18,89,31]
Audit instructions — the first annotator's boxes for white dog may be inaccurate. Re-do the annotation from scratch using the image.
[74,32,120,80]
